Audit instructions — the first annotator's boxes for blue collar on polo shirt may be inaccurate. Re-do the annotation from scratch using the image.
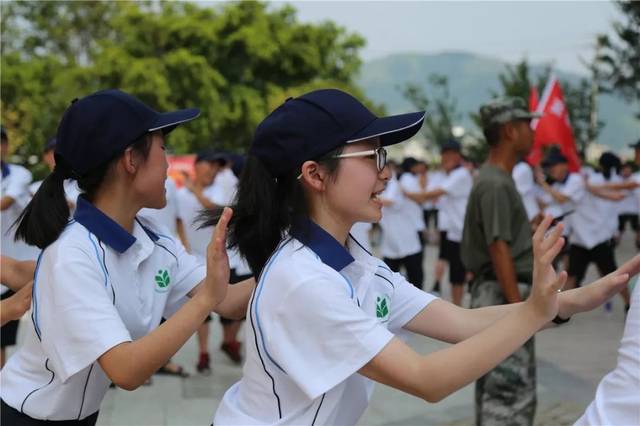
[1,161,10,178]
[74,196,158,253]
[290,218,354,272]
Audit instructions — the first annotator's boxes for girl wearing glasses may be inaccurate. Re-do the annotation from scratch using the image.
[206,89,638,425]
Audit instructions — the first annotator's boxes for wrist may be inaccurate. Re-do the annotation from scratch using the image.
[522,299,552,326]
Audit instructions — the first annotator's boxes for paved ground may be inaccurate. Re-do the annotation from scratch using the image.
[7,231,637,425]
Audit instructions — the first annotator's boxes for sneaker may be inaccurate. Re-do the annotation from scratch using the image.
[196,352,211,375]
[221,341,243,364]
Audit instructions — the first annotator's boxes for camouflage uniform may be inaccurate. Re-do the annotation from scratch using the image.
[461,98,542,426]
[471,281,536,426]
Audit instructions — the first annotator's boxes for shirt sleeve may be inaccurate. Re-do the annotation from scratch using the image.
[441,169,471,198]
[162,234,206,318]
[383,267,438,334]
[479,183,516,245]
[559,174,585,202]
[270,275,394,399]
[4,166,32,200]
[37,245,132,383]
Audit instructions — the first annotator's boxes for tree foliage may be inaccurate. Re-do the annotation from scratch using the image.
[400,74,460,148]
[1,1,371,159]
[595,1,640,110]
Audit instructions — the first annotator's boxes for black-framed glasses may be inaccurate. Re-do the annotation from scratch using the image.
[333,147,388,172]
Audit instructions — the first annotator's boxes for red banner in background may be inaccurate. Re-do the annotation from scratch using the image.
[529,86,539,112]
[527,76,581,172]
[167,154,195,188]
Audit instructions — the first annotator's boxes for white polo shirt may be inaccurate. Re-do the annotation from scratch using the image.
[139,178,179,236]
[544,172,584,238]
[379,174,422,259]
[427,170,448,231]
[438,166,472,243]
[618,176,640,215]
[176,184,217,259]
[512,162,540,220]
[570,172,612,250]
[350,222,373,253]
[1,162,34,264]
[575,280,640,426]
[398,172,426,231]
[214,219,437,425]
[0,196,205,421]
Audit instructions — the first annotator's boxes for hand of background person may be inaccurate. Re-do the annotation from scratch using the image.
[526,215,567,322]
[0,281,32,326]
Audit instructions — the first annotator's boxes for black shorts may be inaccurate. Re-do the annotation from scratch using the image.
[220,269,252,325]
[423,209,438,229]
[1,399,99,425]
[446,240,467,285]
[619,214,639,232]
[1,290,20,348]
[567,241,617,286]
[438,231,448,260]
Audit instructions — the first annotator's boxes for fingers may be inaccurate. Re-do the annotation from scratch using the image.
[533,214,553,248]
[615,255,640,280]
[209,207,233,257]
[539,222,564,255]
[540,236,565,265]
[552,271,568,293]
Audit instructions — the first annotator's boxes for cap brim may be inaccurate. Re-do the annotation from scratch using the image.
[148,108,201,133]
[347,111,425,146]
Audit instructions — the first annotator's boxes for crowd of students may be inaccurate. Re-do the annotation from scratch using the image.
[0,88,637,426]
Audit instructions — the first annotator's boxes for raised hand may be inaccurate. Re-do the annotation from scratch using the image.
[527,215,568,322]
[202,207,233,309]
[559,255,637,318]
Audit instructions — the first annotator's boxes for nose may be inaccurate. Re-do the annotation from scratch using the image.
[379,164,391,181]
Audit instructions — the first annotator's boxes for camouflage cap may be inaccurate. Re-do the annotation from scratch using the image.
[478,97,542,130]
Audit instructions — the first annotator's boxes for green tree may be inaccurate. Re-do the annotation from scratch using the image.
[1,1,370,160]
[595,1,640,112]
[401,73,460,148]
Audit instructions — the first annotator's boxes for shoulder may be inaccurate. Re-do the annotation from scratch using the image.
[261,239,354,298]
[42,221,97,266]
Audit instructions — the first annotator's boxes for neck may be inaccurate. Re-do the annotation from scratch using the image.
[309,207,351,247]
[487,145,519,174]
[92,187,140,233]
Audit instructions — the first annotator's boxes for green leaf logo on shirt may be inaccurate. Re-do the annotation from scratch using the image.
[376,296,389,320]
[155,269,171,290]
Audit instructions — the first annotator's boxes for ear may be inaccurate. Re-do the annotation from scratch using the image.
[299,160,328,192]
[122,149,138,174]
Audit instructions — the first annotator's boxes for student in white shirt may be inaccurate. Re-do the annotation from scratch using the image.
[404,140,473,306]
[616,161,640,245]
[203,89,638,425]
[539,151,630,312]
[1,89,253,425]
[512,160,541,221]
[208,154,253,364]
[29,137,81,211]
[177,149,226,373]
[1,126,34,367]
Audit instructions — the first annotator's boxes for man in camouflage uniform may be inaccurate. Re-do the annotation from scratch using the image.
[461,98,541,426]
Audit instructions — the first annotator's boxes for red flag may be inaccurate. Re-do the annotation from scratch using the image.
[529,86,539,112]
[527,76,581,172]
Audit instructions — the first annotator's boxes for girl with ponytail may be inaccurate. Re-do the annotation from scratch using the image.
[211,89,639,425]
[1,89,255,425]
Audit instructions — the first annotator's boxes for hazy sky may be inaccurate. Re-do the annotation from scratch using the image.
[285,1,622,75]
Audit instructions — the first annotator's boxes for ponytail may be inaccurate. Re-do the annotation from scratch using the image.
[199,149,343,276]
[14,166,70,249]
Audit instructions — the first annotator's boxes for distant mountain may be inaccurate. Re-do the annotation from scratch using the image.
[357,52,638,151]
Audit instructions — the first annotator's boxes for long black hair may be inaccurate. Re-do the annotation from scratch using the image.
[200,149,342,276]
[14,134,153,249]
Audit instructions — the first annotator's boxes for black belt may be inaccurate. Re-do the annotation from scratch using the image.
[478,272,532,285]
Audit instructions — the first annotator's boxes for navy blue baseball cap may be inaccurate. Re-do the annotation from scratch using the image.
[629,139,640,150]
[441,139,461,153]
[55,89,200,176]
[250,89,425,177]
[44,137,57,153]
[542,151,568,167]
[195,149,227,164]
